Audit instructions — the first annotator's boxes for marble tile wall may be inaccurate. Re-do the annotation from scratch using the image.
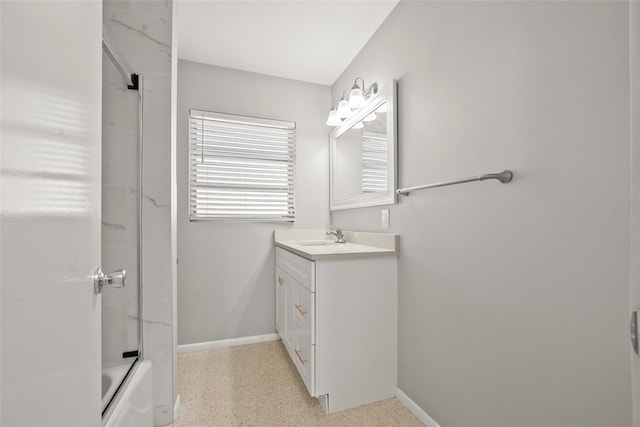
[103,1,175,425]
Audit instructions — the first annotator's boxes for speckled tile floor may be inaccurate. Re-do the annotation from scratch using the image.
[167,340,424,426]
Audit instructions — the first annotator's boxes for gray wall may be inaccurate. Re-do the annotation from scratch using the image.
[331,2,632,426]
[177,60,330,345]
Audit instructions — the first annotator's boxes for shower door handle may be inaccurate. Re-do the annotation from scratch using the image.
[93,267,126,294]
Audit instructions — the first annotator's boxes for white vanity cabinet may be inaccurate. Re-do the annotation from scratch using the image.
[275,245,397,414]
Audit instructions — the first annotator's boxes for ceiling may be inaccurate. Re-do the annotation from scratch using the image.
[177,0,399,86]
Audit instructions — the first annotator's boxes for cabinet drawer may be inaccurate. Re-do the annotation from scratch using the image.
[293,282,315,344]
[292,331,315,396]
[276,247,315,291]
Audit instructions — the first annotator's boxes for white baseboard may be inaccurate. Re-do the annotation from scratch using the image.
[177,333,280,353]
[396,388,442,427]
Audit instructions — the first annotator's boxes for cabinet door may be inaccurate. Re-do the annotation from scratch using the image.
[276,266,298,352]
[275,266,287,342]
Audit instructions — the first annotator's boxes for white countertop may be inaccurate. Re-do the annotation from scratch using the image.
[274,229,399,260]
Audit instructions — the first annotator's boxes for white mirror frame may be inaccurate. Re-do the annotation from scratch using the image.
[330,80,397,211]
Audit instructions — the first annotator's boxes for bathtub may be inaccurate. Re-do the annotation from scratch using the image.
[103,360,153,427]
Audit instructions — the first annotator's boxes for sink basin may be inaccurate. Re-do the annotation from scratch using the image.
[296,240,340,246]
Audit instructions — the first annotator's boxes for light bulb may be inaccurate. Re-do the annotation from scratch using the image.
[326,109,341,127]
[352,121,364,129]
[336,99,352,119]
[363,112,376,122]
[348,86,365,109]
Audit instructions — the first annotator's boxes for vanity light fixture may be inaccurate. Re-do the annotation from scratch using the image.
[326,90,353,126]
[326,109,342,126]
[326,77,379,127]
[336,97,352,119]
[348,77,378,109]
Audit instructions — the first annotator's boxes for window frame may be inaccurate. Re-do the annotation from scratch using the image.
[188,109,296,222]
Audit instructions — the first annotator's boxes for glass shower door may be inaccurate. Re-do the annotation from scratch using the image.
[101,42,142,415]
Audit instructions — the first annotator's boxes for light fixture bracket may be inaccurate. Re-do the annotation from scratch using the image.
[353,77,378,98]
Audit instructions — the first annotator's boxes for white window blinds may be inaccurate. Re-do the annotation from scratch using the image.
[189,109,296,221]
[361,131,388,193]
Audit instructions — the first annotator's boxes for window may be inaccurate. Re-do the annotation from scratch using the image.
[189,109,296,221]
[361,131,388,193]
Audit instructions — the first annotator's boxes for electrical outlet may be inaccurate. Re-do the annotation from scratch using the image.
[381,208,390,229]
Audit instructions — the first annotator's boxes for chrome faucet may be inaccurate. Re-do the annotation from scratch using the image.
[326,227,346,244]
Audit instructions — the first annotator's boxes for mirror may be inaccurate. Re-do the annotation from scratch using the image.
[330,80,397,210]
